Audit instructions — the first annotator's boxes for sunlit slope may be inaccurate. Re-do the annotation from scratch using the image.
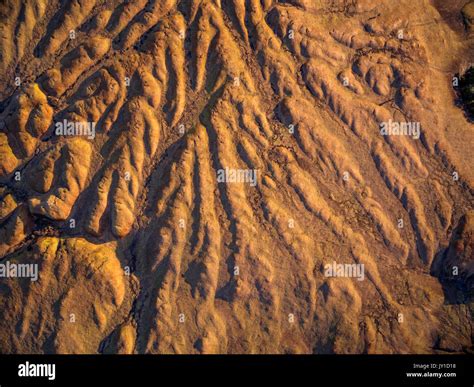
[0,0,472,354]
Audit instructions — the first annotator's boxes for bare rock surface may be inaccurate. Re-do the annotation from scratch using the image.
[0,0,472,354]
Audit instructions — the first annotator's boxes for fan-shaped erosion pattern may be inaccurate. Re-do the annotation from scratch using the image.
[0,0,472,354]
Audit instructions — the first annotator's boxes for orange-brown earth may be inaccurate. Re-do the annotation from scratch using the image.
[0,0,472,354]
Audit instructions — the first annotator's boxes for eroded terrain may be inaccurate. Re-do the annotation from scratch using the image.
[0,0,473,354]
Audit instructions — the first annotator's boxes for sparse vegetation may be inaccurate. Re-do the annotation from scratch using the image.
[458,66,474,120]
